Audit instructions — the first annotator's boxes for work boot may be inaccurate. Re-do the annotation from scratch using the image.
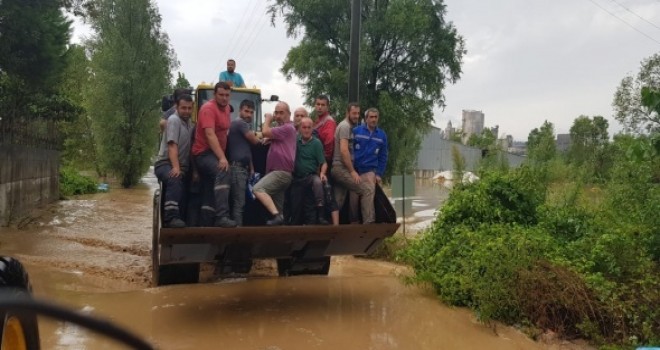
[316,207,329,225]
[164,218,186,228]
[266,214,284,226]
[214,216,238,228]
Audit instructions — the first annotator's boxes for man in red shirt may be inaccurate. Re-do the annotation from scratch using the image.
[192,82,237,228]
[312,95,340,225]
[312,95,336,164]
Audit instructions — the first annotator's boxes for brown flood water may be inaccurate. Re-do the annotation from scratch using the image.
[0,171,590,350]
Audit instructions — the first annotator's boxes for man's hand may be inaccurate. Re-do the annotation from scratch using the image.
[376,175,382,184]
[320,173,328,183]
[264,113,273,124]
[217,158,229,171]
[351,170,361,184]
[169,167,181,178]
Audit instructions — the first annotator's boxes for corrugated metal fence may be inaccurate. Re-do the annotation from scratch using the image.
[415,128,525,177]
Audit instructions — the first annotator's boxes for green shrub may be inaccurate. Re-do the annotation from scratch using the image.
[401,150,660,345]
[59,166,98,197]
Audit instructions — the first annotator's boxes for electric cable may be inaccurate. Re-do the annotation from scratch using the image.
[236,2,271,61]
[586,0,660,45]
[608,0,660,30]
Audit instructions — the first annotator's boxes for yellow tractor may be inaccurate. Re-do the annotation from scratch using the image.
[191,83,279,129]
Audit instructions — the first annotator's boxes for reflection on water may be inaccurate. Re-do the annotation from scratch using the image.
[36,259,553,350]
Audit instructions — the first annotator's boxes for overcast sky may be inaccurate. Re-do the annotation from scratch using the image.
[72,0,659,140]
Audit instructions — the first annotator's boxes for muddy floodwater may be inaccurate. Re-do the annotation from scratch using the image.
[0,172,590,349]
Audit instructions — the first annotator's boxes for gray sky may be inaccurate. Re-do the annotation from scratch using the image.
[72,0,660,140]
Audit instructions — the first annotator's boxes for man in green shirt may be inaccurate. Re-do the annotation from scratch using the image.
[290,117,329,225]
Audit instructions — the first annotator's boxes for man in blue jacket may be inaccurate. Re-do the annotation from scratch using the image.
[352,108,389,224]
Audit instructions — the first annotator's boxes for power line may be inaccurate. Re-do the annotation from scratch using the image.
[586,0,660,45]
[227,0,263,57]
[608,0,660,30]
[214,0,258,80]
[236,2,270,61]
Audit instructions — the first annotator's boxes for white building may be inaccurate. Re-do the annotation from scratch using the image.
[461,110,485,144]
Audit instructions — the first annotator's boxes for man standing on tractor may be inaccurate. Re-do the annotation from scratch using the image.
[154,94,194,228]
[312,95,336,164]
[227,99,261,227]
[192,82,237,228]
[219,58,246,88]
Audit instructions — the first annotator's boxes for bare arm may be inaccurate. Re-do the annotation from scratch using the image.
[167,142,181,177]
[159,119,167,133]
[261,113,274,138]
[243,130,260,145]
[340,138,361,183]
[204,128,228,171]
[319,162,328,183]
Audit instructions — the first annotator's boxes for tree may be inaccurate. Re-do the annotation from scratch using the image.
[467,128,497,149]
[86,0,175,187]
[0,0,71,88]
[527,120,556,163]
[567,115,612,181]
[174,72,191,90]
[269,0,465,177]
[613,53,660,134]
[58,45,101,173]
[568,115,609,165]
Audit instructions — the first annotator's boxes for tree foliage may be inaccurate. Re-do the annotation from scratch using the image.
[0,0,71,88]
[568,115,609,165]
[57,45,101,173]
[86,0,174,187]
[467,128,497,149]
[527,120,556,163]
[613,53,660,134]
[268,0,465,176]
[174,72,191,89]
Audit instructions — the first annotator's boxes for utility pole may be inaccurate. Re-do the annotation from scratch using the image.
[348,0,361,103]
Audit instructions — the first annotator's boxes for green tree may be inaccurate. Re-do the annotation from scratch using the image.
[467,128,497,149]
[527,120,556,163]
[269,0,465,177]
[174,72,191,89]
[86,0,174,187]
[568,115,609,165]
[58,45,101,173]
[613,53,660,134]
[0,0,71,88]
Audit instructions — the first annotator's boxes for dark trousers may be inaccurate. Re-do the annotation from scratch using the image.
[289,174,324,224]
[194,152,231,224]
[229,165,248,226]
[155,164,186,222]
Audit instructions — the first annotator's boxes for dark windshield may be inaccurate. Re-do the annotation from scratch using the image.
[197,89,262,130]
[230,91,262,131]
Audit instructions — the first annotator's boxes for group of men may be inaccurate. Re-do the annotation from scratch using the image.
[155,79,389,229]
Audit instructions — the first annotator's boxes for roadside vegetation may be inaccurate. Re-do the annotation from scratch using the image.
[399,55,660,347]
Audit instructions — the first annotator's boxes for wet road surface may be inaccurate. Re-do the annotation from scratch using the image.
[0,172,589,349]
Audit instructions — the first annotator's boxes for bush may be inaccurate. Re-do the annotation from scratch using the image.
[401,153,660,345]
[59,167,98,197]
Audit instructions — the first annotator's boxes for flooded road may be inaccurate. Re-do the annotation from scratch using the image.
[0,173,588,349]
